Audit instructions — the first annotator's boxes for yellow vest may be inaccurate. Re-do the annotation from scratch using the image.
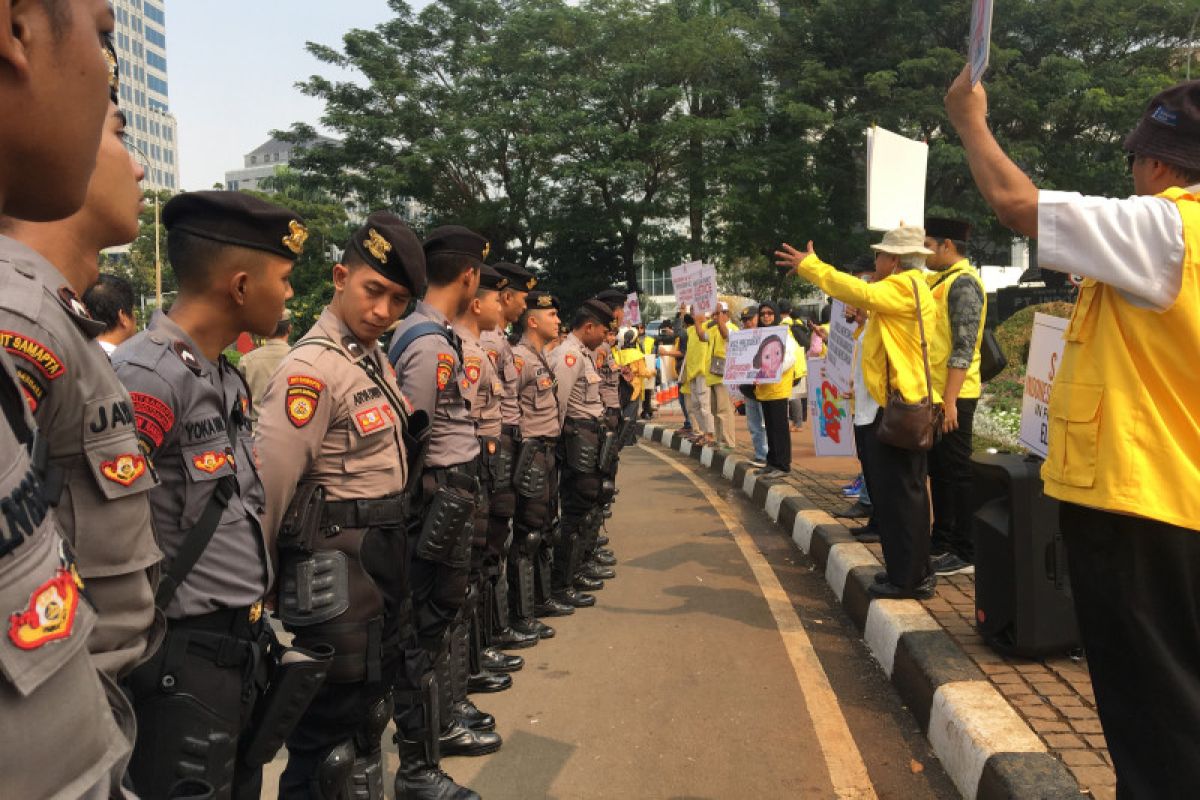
[683,327,707,382]
[1041,186,1200,530]
[755,329,801,401]
[927,260,986,400]
[705,321,738,386]
[639,335,655,355]
[616,346,646,396]
[795,254,940,407]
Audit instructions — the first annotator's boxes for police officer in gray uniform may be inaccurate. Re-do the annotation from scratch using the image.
[114,191,305,799]
[509,291,568,631]
[0,9,134,791]
[548,299,613,609]
[387,226,485,800]
[258,213,428,799]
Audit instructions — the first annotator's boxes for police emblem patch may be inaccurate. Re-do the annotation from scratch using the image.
[285,375,324,428]
[355,406,386,434]
[513,356,525,373]
[595,352,605,369]
[565,353,577,368]
[487,440,497,455]
[248,600,264,624]
[486,349,499,367]
[0,330,66,380]
[283,220,309,255]
[100,454,147,487]
[464,356,482,384]
[8,568,82,650]
[192,450,228,474]
[436,353,454,391]
[365,228,392,262]
[538,376,554,390]
[130,391,175,451]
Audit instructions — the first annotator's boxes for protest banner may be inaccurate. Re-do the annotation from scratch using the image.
[1019,313,1068,458]
[809,358,855,457]
[823,299,855,391]
[866,126,928,232]
[969,0,995,85]
[623,292,642,326]
[669,261,719,314]
[722,326,790,385]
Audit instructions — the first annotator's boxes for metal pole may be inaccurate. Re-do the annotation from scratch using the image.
[154,193,162,308]
[1190,10,1200,81]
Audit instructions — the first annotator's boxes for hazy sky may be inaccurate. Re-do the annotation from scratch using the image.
[168,1,409,190]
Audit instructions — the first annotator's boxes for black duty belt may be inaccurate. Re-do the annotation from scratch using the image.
[426,460,478,480]
[501,424,521,441]
[565,417,601,432]
[321,493,407,529]
[172,603,265,639]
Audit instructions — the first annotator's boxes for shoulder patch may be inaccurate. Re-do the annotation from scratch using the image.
[436,353,454,391]
[564,353,577,368]
[192,450,229,474]
[56,286,92,320]
[513,356,525,374]
[8,567,83,650]
[100,453,147,487]
[130,391,175,452]
[354,406,387,435]
[464,355,482,384]
[486,349,499,367]
[0,330,65,381]
[285,374,324,428]
[12,365,46,413]
[173,341,203,375]
[595,351,606,369]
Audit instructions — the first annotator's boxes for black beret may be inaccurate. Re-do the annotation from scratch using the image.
[493,262,538,292]
[740,304,758,320]
[580,298,616,329]
[103,33,119,105]
[925,217,972,242]
[163,191,308,261]
[595,288,627,309]
[348,211,426,295]
[526,290,559,311]
[424,225,490,265]
[1125,80,1200,172]
[478,263,508,291]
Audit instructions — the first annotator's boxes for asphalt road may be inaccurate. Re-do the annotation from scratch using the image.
[265,444,958,799]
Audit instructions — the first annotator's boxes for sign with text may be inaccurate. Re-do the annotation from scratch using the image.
[722,326,790,386]
[823,300,856,392]
[969,0,995,86]
[623,292,642,326]
[669,261,719,314]
[866,126,928,232]
[809,358,855,457]
[1019,313,1068,458]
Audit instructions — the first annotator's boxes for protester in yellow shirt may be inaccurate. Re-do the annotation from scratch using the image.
[776,226,940,601]
[616,331,654,420]
[704,301,739,449]
[752,301,800,478]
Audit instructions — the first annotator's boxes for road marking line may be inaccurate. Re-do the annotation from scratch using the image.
[640,444,878,800]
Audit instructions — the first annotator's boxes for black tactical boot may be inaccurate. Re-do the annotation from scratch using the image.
[490,626,538,650]
[466,670,512,694]
[535,598,575,617]
[581,562,615,580]
[481,646,523,673]
[573,574,603,592]
[439,719,502,757]
[592,550,617,567]
[554,588,596,608]
[452,698,495,732]
[395,739,480,800]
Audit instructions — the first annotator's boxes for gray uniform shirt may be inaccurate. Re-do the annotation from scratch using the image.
[113,313,268,619]
[389,301,477,467]
[550,332,603,426]
[595,341,621,409]
[0,237,160,682]
[480,329,520,428]
[456,323,503,438]
[512,337,560,438]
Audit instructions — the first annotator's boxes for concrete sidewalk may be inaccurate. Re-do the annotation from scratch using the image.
[641,403,1111,799]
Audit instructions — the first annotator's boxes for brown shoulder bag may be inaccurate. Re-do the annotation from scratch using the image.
[876,276,944,451]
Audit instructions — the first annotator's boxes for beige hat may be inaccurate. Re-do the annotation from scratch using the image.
[870,225,933,256]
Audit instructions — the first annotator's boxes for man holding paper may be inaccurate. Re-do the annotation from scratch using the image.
[945,67,1200,796]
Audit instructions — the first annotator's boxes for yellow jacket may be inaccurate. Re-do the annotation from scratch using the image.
[616,346,654,397]
[926,260,986,400]
[795,253,941,407]
[705,320,738,386]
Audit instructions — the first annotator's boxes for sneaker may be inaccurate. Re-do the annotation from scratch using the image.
[838,501,872,520]
[758,468,788,481]
[748,459,767,468]
[841,476,864,497]
[931,552,975,576]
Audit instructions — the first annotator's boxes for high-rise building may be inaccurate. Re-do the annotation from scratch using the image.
[112,0,179,192]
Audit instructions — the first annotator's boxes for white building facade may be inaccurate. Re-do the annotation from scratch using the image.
[112,0,179,192]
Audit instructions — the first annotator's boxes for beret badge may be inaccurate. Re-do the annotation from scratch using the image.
[482,241,491,260]
[365,228,392,262]
[282,220,309,255]
[537,294,553,308]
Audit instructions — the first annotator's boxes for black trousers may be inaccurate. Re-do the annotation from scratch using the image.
[853,422,877,529]
[642,388,653,416]
[859,413,930,589]
[761,398,791,472]
[928,398,977,561]
[1060,503,1200,799]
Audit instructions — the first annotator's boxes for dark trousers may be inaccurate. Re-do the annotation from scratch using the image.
[642,388,653,416]
[1060,503,1200,799]
[859,414,930,589]
[929,398,977,561]
[761,398,791,472]
[853,422,877,529]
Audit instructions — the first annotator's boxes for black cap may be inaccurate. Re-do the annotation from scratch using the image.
[1125,80,1200,172]
[493,262,538,292]
[925,217,972,242]
[163,191,308,261]
[595,288,626,310]
[348,211,426,294]
[478,263,508,291]
[740,304,758,320]
[579,298,616,328]
[423,225,490,266]
[103,33,119,105]
[526,290,559,311]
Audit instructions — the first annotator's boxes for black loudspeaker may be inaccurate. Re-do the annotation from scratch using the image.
[971,452,1079,657]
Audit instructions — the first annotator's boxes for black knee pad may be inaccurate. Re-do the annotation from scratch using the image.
[311,740,354,800]
[488,486,516,518]
[131,690,240,799]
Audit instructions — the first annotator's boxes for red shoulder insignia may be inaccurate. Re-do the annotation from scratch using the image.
[595,352,606,369]
[8,568,82,650]
[513,356,525,373]
[100,454,147,487]
[436,353,454,391]
[564,353,577,368]
[285,374,324,428]
[464,355,482,384]
[192,450,228,474]
[130,391,175,451]
[0,330,66,381]
[355,406,387,434]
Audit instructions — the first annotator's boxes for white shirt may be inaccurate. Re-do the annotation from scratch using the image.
[851,321,880,427]
[98,339,117,356]
[1037,184,1199,311]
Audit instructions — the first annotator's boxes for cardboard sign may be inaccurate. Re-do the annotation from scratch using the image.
[866,126,928,232]
[969,0,995,86]
[624,292,642,326]
[669,261,719,314]
[1019,313,1068,458]
[722,326,790,385]
[823,300,856,392]
[809,358,855,457]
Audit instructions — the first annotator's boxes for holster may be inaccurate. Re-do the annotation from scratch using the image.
[513,439,548,498]
[415,471,478,568]
[241,642,334,767]
[597,427,620,476]
[403,410,433,496]
[277,482,326,555]
[564,426,600,473]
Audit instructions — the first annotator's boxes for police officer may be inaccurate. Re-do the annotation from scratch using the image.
[509,291,569,630]
[548,299,613,608]
[480,261,543,648]
[387,226,487,800]
[256,213,426,799]
[0,10,135,795]
[114,191,302,798]
[0,38,159,741]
